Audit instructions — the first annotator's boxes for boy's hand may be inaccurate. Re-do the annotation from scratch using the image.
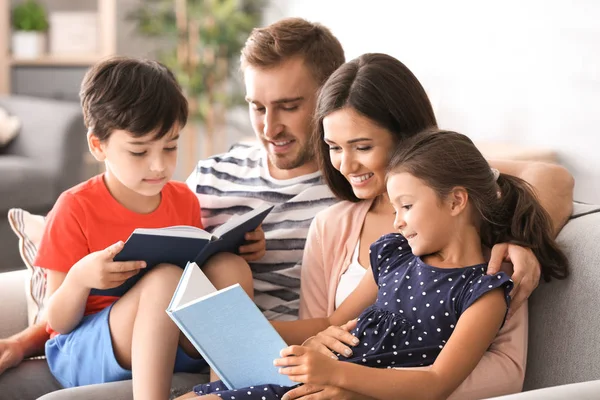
[275,345,338,386]
[71,241,146,290]
[239,225,266,262]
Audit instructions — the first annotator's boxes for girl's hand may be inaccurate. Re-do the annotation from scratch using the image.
[304,319,359,358]
[487,243,540,319]
[70,241,146,290]
[239,225,266,261]
[275,345,339,386]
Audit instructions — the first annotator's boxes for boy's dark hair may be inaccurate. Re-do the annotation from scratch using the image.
[241,17,345,87]
[387,129,569,282]
[80,57,188,141]
[313,53,438,202]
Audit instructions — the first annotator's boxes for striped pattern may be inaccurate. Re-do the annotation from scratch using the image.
[7,208,47,325]
[186,145,337,321]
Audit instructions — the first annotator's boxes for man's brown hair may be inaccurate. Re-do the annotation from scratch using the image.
[241,17,345,86]
[80,57,188,141]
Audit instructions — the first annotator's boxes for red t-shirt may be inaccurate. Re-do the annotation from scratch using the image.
[35,174,202,336]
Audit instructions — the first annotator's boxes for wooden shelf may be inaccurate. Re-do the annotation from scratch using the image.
[10,55,105,67]
[0,0,116,94]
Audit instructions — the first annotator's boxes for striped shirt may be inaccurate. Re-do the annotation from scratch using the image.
[186,144,337,321]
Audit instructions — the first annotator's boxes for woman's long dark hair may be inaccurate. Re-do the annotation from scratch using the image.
[388,130,568,281]
[313,53,438,202]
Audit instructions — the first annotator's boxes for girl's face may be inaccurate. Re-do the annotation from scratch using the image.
[323,107,395,200]
[387,172,455,256]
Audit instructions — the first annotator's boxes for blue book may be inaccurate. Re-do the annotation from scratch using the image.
[90,204,274,297]
[166,262,297,389]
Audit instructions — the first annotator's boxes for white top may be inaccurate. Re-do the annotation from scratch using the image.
[186,144,337,321]
[335,239,368,309]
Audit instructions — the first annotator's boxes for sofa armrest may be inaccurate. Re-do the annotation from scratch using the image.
[0,269,29,338]
[0,96,87,194]
[485,380,600,400]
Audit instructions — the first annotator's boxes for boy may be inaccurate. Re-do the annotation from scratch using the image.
[35,57,254,400]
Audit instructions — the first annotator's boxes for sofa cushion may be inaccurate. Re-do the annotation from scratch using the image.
[7,208,47,325]
[0,156,55,212]
[524,205,600,391]
[0,106,21,149]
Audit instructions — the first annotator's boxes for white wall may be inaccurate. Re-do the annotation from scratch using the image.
[266,0,600,203]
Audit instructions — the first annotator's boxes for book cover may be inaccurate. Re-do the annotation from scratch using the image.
[90,204,274,297]
[167,262,296,389]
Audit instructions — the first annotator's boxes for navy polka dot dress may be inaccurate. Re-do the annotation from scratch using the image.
[193,233,513,399]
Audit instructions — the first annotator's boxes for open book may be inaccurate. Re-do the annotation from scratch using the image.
[166,262,297,389]
[90,204,274,297]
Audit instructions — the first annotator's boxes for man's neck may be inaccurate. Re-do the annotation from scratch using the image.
[267,159,320,180]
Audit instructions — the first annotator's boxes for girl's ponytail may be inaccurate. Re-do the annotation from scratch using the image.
[492,173,569,281]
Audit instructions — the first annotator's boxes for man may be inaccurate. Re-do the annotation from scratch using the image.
[0,17,574,400]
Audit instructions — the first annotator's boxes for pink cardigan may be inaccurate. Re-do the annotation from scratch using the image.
[299,200,528,399]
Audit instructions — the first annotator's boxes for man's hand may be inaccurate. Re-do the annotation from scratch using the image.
[282,384,374,400]
[239,225,266,262]
[488,243,541,319]
[275,346,339,386]
[0,339,24,375]
[70,241,146,290]
[303,319,359,358]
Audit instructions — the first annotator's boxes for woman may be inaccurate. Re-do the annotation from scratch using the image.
[286,53,566,400]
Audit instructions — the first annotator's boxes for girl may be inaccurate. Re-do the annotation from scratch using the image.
[185,130,568,400]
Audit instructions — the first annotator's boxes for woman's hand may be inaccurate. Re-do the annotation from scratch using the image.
[303,319,359,358]
[282,384,375,400]
[487,243,541,319]
[239,225,266,261]
[275,346,339,386]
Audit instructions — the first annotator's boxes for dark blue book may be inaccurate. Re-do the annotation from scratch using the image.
[90,204,274,297]
[167,262,297,389]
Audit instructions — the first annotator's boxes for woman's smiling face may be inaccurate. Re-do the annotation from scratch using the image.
[323,107,395,200]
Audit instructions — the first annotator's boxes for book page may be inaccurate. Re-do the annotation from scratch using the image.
[134,225,213,239]
[170,262,217,310]
[212,203,273,239]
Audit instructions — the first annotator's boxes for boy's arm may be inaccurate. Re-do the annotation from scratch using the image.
[489,159,574,235]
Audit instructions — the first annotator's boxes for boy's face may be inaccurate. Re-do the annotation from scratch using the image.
[244,57,320,179]
[89,128,179,198]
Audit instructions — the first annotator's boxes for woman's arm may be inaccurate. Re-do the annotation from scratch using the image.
[299,220,330,319]
[489,159,574,235]
[275,266,378,346]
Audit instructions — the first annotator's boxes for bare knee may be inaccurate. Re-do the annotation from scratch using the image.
[202,253,253,298]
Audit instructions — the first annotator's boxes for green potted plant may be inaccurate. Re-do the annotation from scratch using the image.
[11,0,49,59]
[130,0,267,164]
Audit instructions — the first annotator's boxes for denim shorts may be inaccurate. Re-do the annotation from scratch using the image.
[45,302,207,388]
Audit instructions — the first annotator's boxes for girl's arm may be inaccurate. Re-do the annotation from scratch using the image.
[280,288,507,400]
[447,302,527,399]
[333,289,507,400]
[488,159,573,236]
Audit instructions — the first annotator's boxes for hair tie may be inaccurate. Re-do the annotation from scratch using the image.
[491,168,500,181]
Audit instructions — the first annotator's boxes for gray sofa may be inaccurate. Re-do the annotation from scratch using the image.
[0,96,86,273]
[0,203,599,399]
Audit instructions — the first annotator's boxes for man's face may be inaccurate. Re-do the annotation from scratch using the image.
[244,57,320,179]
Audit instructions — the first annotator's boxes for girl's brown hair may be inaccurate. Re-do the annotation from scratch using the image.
[313,53,438,202]
[388,129,568,281]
